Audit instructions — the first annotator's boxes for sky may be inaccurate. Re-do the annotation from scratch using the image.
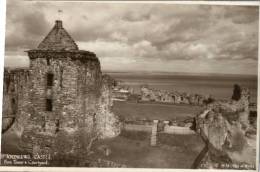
[4,0,259,75]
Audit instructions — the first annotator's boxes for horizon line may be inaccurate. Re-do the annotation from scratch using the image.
[103,70,258,77]
[4,66,258,77]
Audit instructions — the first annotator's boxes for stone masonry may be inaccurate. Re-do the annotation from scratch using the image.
[2,20,121,161]
[195,87,256,169]
[150,120,158,146]
[2,68,30,134]
[140,86,206,105]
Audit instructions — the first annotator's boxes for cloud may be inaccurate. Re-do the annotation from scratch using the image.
[5,0,50,51]
[4,55,29,68]
[224,6,259,24]
[122,10,151,22]
[4,1,259,75]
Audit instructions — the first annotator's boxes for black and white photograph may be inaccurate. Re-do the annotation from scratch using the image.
[0,0,259,170]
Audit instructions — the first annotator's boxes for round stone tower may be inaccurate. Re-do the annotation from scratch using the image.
[20,20,114,158]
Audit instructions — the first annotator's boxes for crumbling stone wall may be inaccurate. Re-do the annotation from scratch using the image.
[96,75,121,139]
[2,68,30,135]
[195,87,256,169]
[2,20,121,165]
[25,51,102,133]
[20,51,104,155]
[140,86,205,105]
[2,51,121,162]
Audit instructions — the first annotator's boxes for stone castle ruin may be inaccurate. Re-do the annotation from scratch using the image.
[2,20,121,161]
[140,86,208,106]
[1,20,257,169]
[194,87,256,169]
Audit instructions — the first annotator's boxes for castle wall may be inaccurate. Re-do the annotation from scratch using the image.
[2,20,121,162]
[2,52,121,159]
[26,52,102,135]
[96,75,121,138]
[16,51,105,155]
[140,86,206,105]
[195,88,256,169]
[2,68,30,135]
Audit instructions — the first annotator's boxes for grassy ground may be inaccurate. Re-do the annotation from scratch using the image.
[1,129,204,168]
[91,130,204,168]
[112,101,203,121]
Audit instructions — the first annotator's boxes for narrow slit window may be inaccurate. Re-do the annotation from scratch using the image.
[47,73,54,86]
[11,98,16,114]
[55,119,60,133]
[46,99,53,111]
[60,68,63,88]
[42,116,46,131]
[47,58,50,65]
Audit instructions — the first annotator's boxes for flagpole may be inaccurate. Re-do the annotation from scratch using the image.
[58,9,63,21]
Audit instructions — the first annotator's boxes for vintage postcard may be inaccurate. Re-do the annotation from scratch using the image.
[0,0,259,171]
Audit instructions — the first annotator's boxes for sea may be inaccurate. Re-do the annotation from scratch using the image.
[105,72,258,103]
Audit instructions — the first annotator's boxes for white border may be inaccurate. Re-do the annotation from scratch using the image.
[0,0,259,172]
[0,0,6,163]
[23,0,260,6]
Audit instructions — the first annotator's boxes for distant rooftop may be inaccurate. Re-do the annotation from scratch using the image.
[37,20,79,51]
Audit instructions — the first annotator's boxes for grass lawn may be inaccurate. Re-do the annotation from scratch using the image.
[91,130,205,168]
[1,129,205,168]
[112,101,203,121]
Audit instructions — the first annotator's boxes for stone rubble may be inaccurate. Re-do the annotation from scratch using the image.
[195,86,256,169]
[140,86,209,105]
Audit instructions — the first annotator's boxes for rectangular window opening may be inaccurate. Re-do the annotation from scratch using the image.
[47,73,54,86]
[46,99,53,111]
[47,58,50,65]
[11,98,17,114]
